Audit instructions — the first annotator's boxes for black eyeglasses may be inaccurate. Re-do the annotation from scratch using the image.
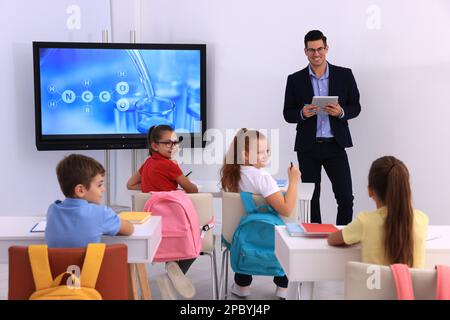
[156,136,183,148]
[305,46,327,55]
[156,140,181,148]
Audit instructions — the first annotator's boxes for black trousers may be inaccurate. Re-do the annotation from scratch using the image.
[234,273,289,288]
[297,140,354,225]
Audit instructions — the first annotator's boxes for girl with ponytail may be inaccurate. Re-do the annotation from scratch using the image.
[328,156,428,268]
[220,128,302,298]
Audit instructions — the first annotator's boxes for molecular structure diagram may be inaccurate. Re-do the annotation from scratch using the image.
[46,75,133,113]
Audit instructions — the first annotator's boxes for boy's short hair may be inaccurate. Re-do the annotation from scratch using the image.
[56,154,105,197]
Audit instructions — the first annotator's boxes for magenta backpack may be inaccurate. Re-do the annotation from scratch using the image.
[143,190,202,262]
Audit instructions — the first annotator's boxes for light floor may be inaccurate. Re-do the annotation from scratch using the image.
[0,239,344,300]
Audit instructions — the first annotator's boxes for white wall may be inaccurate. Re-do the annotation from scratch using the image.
[2,0,450,225]
[0,0,111,216]
[134,0,450,224]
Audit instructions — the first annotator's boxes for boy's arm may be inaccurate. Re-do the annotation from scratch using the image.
[117,219,134,236]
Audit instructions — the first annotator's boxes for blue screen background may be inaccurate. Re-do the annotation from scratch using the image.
[39,48,202,135]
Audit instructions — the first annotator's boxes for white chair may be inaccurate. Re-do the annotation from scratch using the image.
[345,261,437,300]
[132,192,219,300]
[219,192,299,299]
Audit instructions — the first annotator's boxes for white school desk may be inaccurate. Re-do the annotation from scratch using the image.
[0,216,162,300]
[275,225,450,300]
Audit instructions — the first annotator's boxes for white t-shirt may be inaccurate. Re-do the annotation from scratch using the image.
[238,166,280,198]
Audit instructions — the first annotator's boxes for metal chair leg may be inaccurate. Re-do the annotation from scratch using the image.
[201,235,218,300]
[224,249,229,300]
[219,247,228,299]
[211,235,219,300]
[204,252,216,300]
[212,248,219,299]
[298,281,314,299]
[298,282,302,299]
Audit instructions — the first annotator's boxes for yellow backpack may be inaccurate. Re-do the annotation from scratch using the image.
[28,243,105,300]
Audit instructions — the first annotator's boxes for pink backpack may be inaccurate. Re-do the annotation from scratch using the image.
[143,190,202,262]
[390,264,450,300]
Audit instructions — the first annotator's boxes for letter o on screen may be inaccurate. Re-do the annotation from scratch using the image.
[116,81,130,95]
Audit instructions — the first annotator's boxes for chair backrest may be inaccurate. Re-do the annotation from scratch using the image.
[133,192,215,252]
[221,192,298,246]
[8,244,128,300]
[345,261,436,300]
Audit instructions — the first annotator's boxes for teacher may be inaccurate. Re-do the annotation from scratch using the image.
[283,30,361,225]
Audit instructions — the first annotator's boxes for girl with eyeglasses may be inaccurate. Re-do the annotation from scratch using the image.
[128,126,198,299]
[127,125,198,193]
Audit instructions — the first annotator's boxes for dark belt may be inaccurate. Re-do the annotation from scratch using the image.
[315,137,336,143]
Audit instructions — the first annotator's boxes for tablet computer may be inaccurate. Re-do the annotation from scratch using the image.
[311,96,339,109]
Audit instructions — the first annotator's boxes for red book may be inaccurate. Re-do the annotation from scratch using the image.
[300,223,339,235]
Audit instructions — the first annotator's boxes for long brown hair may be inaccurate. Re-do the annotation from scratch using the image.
[220,128,265,192]
[368,156,414,266]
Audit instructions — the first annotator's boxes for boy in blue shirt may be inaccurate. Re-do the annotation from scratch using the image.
[45,154,134,248]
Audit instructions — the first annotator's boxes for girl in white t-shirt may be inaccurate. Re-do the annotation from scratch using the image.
[220,128,301,299]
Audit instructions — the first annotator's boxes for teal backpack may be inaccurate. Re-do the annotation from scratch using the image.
[229,192,286,276]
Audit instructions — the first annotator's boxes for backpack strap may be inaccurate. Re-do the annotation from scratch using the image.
[240,192,258,214]
[28,245,54,291]
[390,263,415,300]
[240,192,281,216]
[221,235,232,249]
[436,265,450,300]
[80,243,106,289]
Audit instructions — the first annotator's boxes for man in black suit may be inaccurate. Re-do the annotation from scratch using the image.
[283,30,361,225]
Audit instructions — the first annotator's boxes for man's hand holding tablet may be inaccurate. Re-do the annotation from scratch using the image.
[302,96,343,118]
[311,96,343,117]
[302,104,320,118]
[323,102,343,117]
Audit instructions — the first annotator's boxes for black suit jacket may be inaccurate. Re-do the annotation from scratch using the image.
[283,63,361,152]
